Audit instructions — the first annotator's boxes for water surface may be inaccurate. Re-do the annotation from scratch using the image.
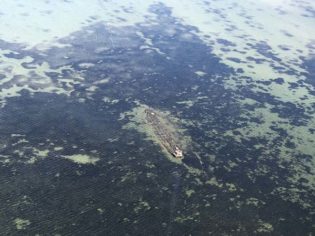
[0,0,314,235]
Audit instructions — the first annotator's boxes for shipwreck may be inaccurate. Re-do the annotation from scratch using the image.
[145,108,184,159]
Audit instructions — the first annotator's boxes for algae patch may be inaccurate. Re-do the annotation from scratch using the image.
[63,154,99,165]
[13,218,30,230]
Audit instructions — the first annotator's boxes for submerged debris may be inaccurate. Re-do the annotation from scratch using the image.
[123,103,189,162]
[145,108,184,159]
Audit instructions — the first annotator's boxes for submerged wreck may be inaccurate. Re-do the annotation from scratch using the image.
[145,108,184,159]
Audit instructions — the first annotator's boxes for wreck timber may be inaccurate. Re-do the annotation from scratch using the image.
[145,108,183,159]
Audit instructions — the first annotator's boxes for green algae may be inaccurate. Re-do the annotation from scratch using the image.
[63,154,99,165]
[14,218,30,230]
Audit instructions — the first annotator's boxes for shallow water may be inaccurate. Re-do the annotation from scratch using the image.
[0,0,314,235]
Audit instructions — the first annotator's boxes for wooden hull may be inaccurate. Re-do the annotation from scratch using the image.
[145,108,183,159]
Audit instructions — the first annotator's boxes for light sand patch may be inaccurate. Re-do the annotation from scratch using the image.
[195,71,207,76]
[53,146,64,151]
[185,189,195,197]
[63,154,99,165]
[136,31,166,55]
[93,77,111,85]
[134,201,151,213]
[103,97,119,104]
[164,0,315,112]
[78,62,95,69]
[14,218,30,230]
[86,85,98,92]
[0,155,10,164]
[0,50,79,107]
[0,0,156,48]
[256,220,274,233]
[176,100,194,108]
[10,134,26,137]
[26,148,50,164]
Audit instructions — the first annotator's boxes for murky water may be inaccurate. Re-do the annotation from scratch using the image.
[0,0,314,235]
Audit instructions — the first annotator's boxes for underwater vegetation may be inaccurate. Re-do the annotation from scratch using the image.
[0,1,314,235]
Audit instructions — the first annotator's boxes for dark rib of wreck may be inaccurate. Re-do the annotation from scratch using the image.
[145,108,183,159]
